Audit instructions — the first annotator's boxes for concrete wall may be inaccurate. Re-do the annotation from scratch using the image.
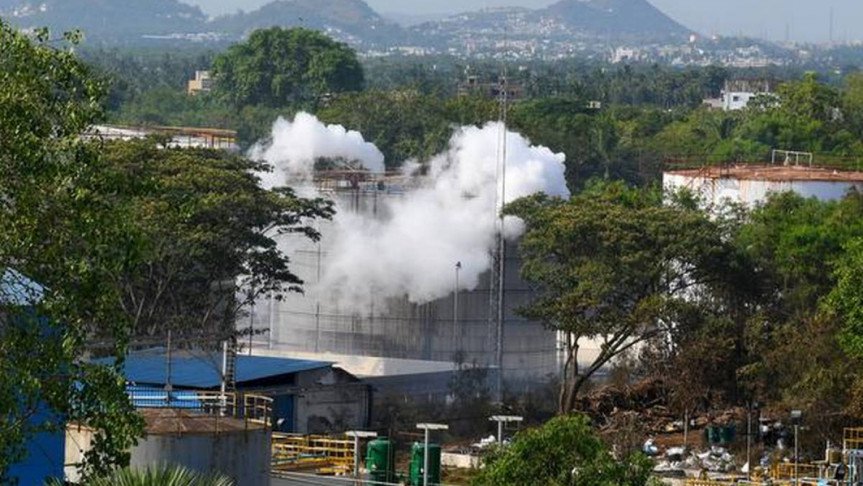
[66,425,271,486]
[129,429,271,486]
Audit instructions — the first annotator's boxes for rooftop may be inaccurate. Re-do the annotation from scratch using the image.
[98,352,332,389]
[664,165,863,183]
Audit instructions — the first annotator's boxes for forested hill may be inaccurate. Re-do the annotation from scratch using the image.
[540,0,690,38]
[209,0,406,47]
[0,0,208,42]
[0,0,691,49]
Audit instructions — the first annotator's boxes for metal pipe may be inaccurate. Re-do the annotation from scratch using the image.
[423,427,430,486]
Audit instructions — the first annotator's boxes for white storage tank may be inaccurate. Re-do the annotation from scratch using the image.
[663,165,863,207]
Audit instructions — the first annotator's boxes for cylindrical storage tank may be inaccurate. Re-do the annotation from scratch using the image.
[366,437,395,483]
[663,165,863,209]
[129,409,270,486]
[251,182,561,389]
[409,442,441,486]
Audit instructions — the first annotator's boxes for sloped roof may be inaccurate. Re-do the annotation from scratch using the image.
[0,269,44,306]
[99,352,332,389]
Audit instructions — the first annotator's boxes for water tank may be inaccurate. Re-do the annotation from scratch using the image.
[129,409,271,485]
[366,437,396,483]
[409,442,441,486]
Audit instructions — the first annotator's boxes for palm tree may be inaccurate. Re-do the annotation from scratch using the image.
[49,465,234,486]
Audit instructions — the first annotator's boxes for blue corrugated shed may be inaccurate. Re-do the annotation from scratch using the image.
[99,353,332,389]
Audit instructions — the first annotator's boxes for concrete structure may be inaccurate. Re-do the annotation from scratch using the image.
[66,405,271,485]
[663,164,863,207]
[720,79,776,111]
[248,175,564,395]
[187,70,213,95]
[83,124,238,150]
[457,75,524,100]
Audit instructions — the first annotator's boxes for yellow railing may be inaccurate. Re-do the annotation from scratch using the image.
[272,433,355,475]
[129,389,272,429]
[845,427,863,451]
[771,462,820,480]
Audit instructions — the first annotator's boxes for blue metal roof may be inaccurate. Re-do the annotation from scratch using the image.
[0,269,44,306]
[98,352,332,389]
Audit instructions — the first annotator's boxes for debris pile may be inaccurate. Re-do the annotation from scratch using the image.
[653,446,737,475]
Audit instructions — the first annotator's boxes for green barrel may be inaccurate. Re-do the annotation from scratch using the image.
[719,425,736,444]
[409,442,442,486]
[366,437,395,483]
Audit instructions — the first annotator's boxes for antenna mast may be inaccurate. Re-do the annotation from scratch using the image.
[495,31,510,403]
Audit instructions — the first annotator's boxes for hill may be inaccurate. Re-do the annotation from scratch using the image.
[210,0,405,47]
[0,0,209,43]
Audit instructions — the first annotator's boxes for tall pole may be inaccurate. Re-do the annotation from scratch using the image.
[220,340,228,414]
[423,427,430,486]
[495,55,509,404]
[794,424,799,485]
[165,330,173,404]
[454,262,461,349]
[746,405,752,480]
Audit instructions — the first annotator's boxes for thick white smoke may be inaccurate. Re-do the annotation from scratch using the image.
[249,112,385,188]
[251,112,569,307]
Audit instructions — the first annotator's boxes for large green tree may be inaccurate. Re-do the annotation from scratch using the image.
[98,138,333,343]
[505,182,747,414]
[212,27,364,108]
[0,22,143,480]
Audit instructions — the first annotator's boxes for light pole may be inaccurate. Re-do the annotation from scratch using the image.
[416,423,448,486]
[346,431,377,480]
[490,415,523,443]
[454,262,461,348]
[791,409,802,485]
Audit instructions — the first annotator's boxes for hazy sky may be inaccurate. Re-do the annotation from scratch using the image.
[186,0,863,43]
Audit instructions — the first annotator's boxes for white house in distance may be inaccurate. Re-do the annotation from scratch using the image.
[187,70,212,95]
[720,79,775,111]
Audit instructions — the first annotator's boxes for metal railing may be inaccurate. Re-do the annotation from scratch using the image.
[129,387,272,430]
[272,433,355,476]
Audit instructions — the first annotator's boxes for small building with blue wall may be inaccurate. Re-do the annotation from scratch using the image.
[109,351,372,434]
[2,269,65,485]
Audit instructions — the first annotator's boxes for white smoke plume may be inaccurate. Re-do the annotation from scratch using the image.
[249,112,385,188]
[252,113,569,308]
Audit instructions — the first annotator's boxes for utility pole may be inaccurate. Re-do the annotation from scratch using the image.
[346,430,377,480]
[454,262,461,350]
[164,330,173,405]
[490,415,523,443]
[495,33,509,404]
[416,423,448,486]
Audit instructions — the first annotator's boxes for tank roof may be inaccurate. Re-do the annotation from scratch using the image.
[141,408,262,434]
[665,165,863,183]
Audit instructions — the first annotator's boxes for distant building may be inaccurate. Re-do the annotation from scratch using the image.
[83,124,238,151]
[720,79,776,111]
[187,70,212,95]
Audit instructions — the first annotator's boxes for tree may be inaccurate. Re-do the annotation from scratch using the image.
[97,138,333,343]
[0,21,143,480]
[505,182,744,414]
[472,414,655,486]
[318,90,451,167]
[212,27,364,108]
[49,464,233,486]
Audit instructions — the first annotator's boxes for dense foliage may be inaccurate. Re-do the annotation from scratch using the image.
[472,414,656,486]
[0,21,143,479]
[212,27,364,109]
